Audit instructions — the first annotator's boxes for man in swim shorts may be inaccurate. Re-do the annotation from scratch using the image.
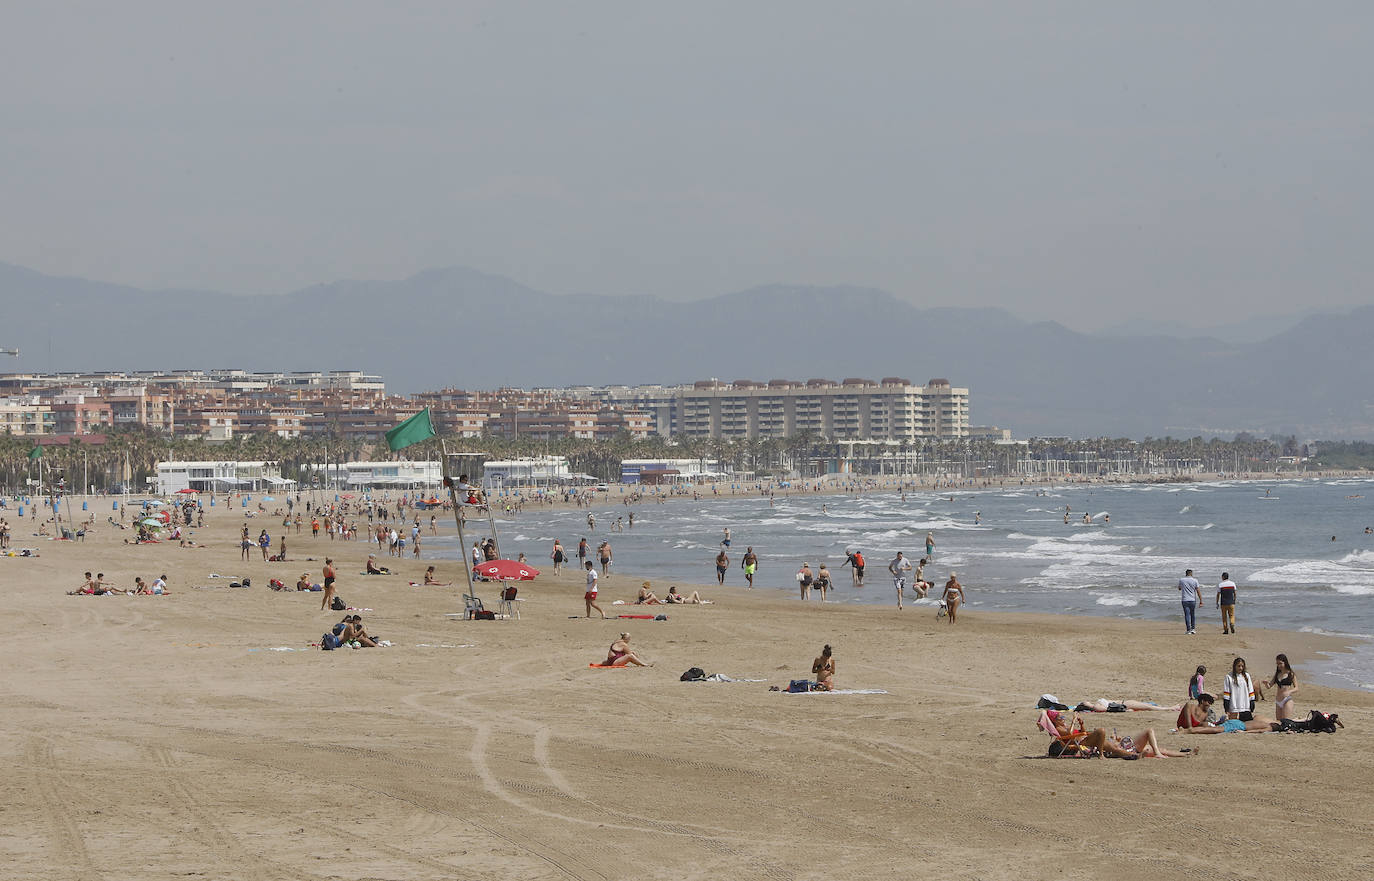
[741,547,758,587]
[715,548,729,585]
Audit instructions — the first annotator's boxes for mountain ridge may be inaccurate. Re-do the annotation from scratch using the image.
[2,262,1370,439]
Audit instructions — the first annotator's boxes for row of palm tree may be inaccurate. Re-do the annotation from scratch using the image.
[1,428,1354,496]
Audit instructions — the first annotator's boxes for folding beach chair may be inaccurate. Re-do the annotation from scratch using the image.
[496,583,521,620]
[1037,710,1096,758]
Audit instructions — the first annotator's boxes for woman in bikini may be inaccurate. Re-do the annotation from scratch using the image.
[664,586,708,604]
[423,565,451,586]
[320,558,337,611]
[636,582,662,605]
[1264,653,1299,721]
[605,633,650,667]
[942,573,966,624]
[811,644,835,691]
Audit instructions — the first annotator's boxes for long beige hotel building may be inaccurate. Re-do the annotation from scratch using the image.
[676,377,969,441]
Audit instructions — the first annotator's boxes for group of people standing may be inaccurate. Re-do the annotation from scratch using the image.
[1178,653,1301,731]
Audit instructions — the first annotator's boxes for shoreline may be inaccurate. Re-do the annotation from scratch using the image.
[534,560,1372,696]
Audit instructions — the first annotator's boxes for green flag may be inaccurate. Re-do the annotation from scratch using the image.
[27,446,42,460]
[385,408,436,452]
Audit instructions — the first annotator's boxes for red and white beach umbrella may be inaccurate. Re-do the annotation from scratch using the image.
[475,559,539,581]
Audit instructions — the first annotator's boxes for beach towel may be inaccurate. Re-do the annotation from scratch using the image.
[588,663,636,669]
[786,689,889,695]
[617,614,659,620]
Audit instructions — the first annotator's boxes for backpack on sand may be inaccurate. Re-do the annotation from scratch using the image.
[680,667,706,682]
[331,596,347,611]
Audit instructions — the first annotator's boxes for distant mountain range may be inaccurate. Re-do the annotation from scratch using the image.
[3,261,1371,439]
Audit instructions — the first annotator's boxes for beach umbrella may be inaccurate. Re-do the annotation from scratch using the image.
[475,559,540,581]
[175,488,199,494]
[139,518,166,528]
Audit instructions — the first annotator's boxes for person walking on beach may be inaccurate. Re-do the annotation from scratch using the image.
[796,561,814,599]
[741,547,758,587]
[942,572,966,624]
[1216,572,1238,634]
[715,548,729,585]
[1178,569,1201,634]
[815,562,831,602]
[925,532,935,560]
[577,537,588,567]
[320,558,337,611]
[584,561,606,619]
[551,540,565,575]
[889,551,912,609]
[598,540,613,577]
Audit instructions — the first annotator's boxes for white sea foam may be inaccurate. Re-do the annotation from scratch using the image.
[1247,560,1374,595]
[1095,595,1141,607]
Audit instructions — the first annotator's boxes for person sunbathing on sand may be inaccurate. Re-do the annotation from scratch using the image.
[1076,698,1183,713]
[1177,694,1274,733]
[340,615,379,648]
[68,571,96,595]
[365,554,390,575]
[812,644,836,691]
[664,586,709,604]
[1049,711,1196,758]
[635,582,662,605]
[605,633,650,666]
[423,565,451,586]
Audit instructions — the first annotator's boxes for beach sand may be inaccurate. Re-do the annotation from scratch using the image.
[5,501,1372,880]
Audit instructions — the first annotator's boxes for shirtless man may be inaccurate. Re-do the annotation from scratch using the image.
[741,547,758,588]
[598,540,613,576]
[715,548,730,585]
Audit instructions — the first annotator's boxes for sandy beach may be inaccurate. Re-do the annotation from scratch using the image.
[5,501,1372,880]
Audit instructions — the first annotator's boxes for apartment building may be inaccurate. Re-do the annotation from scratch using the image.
[677,377,969,441]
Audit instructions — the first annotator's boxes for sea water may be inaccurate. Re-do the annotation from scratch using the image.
[430,476,1374,691]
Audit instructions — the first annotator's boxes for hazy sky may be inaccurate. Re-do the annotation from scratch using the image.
[4,2,1371,330]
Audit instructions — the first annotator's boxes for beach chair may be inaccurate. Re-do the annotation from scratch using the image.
[1038,710,1096,758]
[463,591,486,620]
[496,584,521,620]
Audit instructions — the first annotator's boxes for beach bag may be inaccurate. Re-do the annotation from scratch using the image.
[473,609,496,620]
[321,633,340,650]
[502,585,518,602]
[1038,695,1069,711]
[680,667,706,682]
[331,596,347,611]
[787,679,812,693]
[242,577,251,588]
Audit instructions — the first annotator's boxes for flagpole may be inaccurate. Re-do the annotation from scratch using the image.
[441,439,475,599]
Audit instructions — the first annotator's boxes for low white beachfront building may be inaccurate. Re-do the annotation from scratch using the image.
[618,458,725,483]
[305,461,443,490]
[480,456,576,487]
[155,460,296,495]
